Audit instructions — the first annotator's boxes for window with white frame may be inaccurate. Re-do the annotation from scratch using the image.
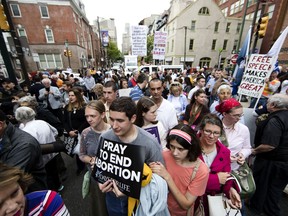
[222,7,228,17]
[214,22,219,33]
[219,0,228,5]
[10,4,21,17]
[236,23,241,34]
[226,23,231,33]
[212,39,217,50]
[39,53,63,69]
[223,39,228,50]
[45,29,54,43]
[191,21,196,31]
[189,39,194,50]
[199,7,210,15]
[199,57,211,68]
[76,31,80,45]
[230,0,245,15]
[268,4,275,19]
[40,5,49,18]
[18,28,27,37]
[233,39,238,51]
[73,13,77,23]
[171,39,174,52]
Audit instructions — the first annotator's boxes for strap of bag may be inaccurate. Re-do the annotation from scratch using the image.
[187,159,201,216]
[190,158,201,182]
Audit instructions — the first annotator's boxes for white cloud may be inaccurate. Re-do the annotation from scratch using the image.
[81,0,170,50]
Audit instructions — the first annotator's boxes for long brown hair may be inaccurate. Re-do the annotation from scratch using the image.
[135,96,158,127]
[67,88,86,112]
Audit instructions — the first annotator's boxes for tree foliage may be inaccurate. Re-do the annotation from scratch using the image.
[107,41,123,65]
[144,35,154,64]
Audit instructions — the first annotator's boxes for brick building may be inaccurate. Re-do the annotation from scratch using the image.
[6,0,100,73]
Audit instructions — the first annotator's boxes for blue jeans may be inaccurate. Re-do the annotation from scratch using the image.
[105,192,128,216]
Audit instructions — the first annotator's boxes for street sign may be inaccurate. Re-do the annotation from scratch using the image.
[230,54,238,64]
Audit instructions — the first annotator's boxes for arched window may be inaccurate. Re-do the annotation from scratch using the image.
[199,57,211,68]
[199,7,210,15]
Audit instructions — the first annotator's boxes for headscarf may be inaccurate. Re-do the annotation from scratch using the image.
[215,98,241,114]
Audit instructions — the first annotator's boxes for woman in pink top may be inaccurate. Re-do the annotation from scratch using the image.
[150,124,209,216]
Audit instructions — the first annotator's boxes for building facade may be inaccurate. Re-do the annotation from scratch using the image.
[163,0,251,69]
[214,0,288,67]
[6,0,100,74]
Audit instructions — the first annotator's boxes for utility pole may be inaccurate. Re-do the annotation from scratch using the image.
[65,39,71,68]
[97,16,104,69]
[252,1,266,53]
[183,26,187,69]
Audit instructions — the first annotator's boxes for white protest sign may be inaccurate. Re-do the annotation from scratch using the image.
[238,54,277,98]
[93,138,145,198]
[131,25,147,56]
[153,31,167,60]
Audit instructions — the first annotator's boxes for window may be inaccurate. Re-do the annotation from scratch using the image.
[40,5,49,18]
[247,0,257,7]
[76,31,80,45]
[233,39,238,51]
[199,57,211,68]
[268,4,275,19]
[171,39,174,52]
[223,39,228,50]
[45,29,54,43]
[10,4,21,17]
[189,39,194,50]
[191,21,196,31]
[219,0,228,4]
[199,7,210,15]
[39,53,63,69]
[214,22,219,33]
[18,28,27,37]
[212,39,217,50]
[226,23,231,33]
[167,42,169,53]
[73,13,77,23]
[230,0,245,15]
[236,23,241,34]
[222,7,228,17]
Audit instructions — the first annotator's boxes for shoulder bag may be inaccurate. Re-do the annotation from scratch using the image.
[231,162,256,199]
[189,159,205,216]
[207,194,241,216]
[63,111,79,157]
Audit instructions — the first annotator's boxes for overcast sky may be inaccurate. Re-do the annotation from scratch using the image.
[81,0,170,49]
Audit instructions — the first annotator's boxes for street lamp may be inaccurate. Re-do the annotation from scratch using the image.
[65,39,71,68]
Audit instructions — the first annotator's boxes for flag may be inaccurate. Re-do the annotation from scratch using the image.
[236,26,252,66]
[233,26,252,79]
[267,26,288,57]
[232,26,252,96]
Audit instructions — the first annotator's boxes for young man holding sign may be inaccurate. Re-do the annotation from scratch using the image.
[94,97,164,216]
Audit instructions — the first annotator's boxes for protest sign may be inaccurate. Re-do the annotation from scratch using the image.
[92,138,145,198]
[238,54,277,98]
[153,31,167,60]
[131,25,147,56]
[144,126,161,145]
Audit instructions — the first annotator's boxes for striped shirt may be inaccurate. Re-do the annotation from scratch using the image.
[26,190,70,216]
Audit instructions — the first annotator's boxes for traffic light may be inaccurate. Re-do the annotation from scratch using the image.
[68,50,72,57]
[64,49,67,57]
[256,16,269,38]
[0,4,9,31]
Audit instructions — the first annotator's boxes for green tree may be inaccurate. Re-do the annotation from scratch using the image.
[107,41,123,66]
[144,35,154,64]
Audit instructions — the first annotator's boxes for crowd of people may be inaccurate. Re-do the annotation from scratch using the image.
[0,65,287,216]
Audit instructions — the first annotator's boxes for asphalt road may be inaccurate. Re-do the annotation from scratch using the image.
[60,153,89,216]
[59,152,288,216]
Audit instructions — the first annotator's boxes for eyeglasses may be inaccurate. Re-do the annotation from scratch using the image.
[203,129,221,137]
[229,113,244,118]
